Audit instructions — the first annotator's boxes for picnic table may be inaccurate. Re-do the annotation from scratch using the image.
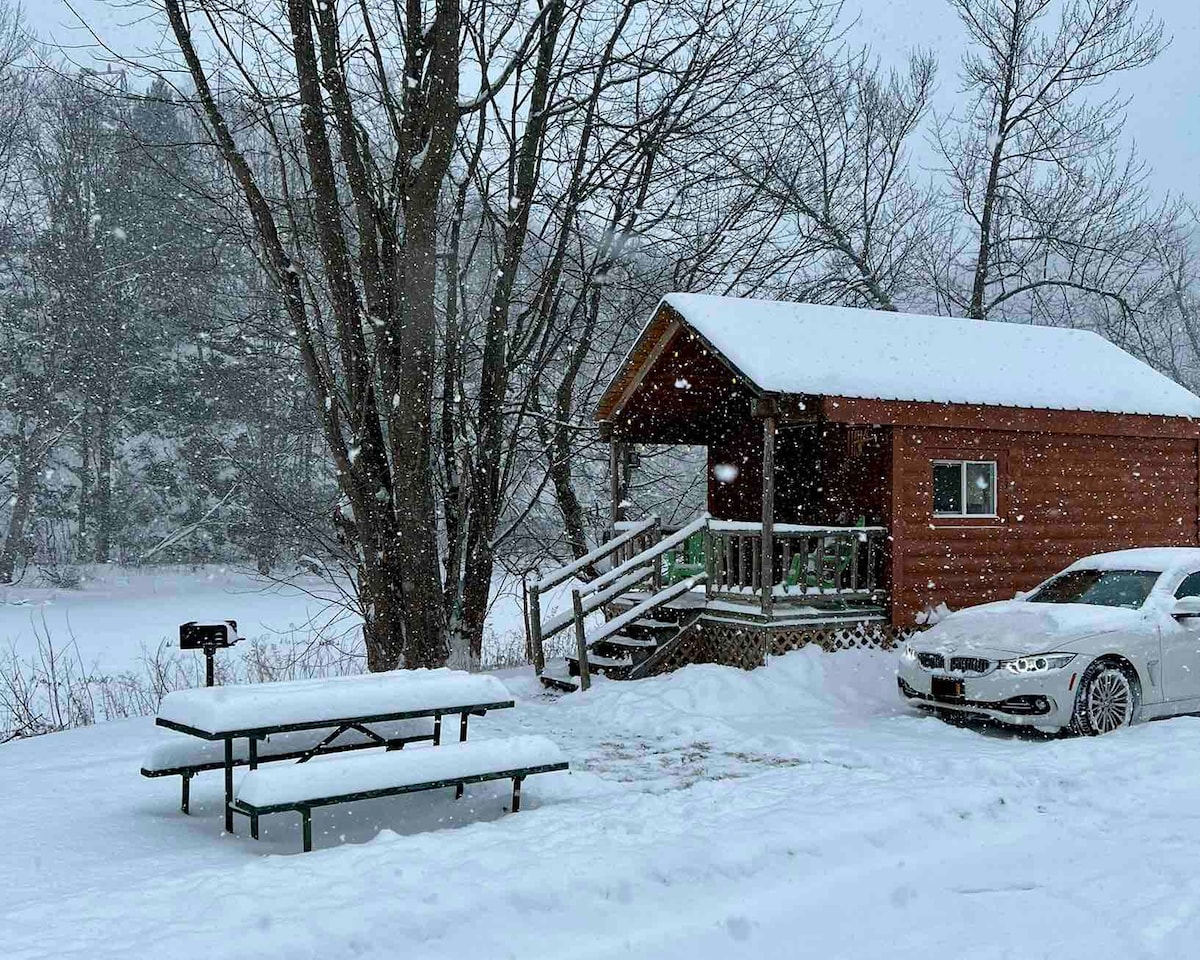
[150,668,516,834]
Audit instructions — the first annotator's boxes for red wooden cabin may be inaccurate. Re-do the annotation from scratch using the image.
[527,294,1200,688]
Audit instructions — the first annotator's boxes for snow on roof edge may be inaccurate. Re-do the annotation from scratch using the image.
[655,293,1200,420]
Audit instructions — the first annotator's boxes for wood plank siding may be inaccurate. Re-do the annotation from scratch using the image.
[890,426,1200,625]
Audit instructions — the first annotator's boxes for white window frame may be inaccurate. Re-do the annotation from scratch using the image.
[932,460,998,518]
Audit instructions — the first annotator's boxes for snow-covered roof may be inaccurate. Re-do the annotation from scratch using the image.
[650,293,1200,418]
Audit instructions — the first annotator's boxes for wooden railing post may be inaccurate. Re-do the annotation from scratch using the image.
[528,583,545,675]
[760,412,776,616]
[650,516,663,592]
[571,588,591,691]
[703,522,714,600]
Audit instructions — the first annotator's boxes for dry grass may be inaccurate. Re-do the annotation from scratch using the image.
[0,620,539,742]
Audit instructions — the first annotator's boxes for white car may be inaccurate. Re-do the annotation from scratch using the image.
[897,548,1200,735]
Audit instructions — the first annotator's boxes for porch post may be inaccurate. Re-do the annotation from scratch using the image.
[609,440,625,526]
[600,420,624,528]
[759,402,777,617]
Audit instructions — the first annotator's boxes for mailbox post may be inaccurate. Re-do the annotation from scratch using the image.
[180,620,241,687]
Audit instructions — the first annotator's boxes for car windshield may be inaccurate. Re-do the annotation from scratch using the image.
[1026,568,1160,609]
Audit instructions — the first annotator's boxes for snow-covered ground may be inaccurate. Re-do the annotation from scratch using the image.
[6,638,1200,959]
[0,566,358,671]
[0,565,580,675]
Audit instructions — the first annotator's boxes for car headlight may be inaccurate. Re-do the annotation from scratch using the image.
[1000,653,1075,674]
[900,643,918,664]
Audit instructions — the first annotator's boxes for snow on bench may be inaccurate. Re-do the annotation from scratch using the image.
[142,717,437,776]
[156,668,514,738]
[232,735,569,852]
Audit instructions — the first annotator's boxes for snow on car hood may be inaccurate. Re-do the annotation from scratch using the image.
[917,599,1147,656]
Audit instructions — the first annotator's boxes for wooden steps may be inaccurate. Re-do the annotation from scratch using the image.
[566,652,633,680]
[538,609,690,692]
[538,663,580,692]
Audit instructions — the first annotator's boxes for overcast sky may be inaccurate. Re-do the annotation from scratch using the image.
[25,0,1200,203]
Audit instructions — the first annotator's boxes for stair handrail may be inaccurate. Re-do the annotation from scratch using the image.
[560,515,708,689]
[526,515,659,675]
[538,566,652,640]
[527,513,707,677]
[570,572,708,692]
[584,514,708,598]
[586,574,706,649]
[532,516,657,593]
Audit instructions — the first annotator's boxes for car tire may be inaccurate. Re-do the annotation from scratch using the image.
[1070,659,1138,736]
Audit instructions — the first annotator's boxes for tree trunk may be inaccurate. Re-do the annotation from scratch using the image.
[0,435,38,584]
[458,5,564,662]
[966,3,1021,320]
[391,197,450,670]
[76,423,90,552]
[358,551,408,672]
[91,401,113,563]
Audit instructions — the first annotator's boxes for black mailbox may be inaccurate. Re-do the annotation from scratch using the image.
[180,620,239,650]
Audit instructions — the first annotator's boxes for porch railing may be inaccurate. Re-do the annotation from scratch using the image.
[705,520,886,606]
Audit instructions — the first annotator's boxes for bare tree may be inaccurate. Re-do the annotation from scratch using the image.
[434,0,835,660]
[727,48,939,310]
[157,0,552,668]
[935,0,1166,321]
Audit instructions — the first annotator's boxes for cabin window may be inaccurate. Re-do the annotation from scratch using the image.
[932,460,996,517]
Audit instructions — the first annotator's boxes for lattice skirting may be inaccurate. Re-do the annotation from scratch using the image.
[641,619,916,677]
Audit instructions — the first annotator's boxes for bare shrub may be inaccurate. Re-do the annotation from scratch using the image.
[0,610,543,741]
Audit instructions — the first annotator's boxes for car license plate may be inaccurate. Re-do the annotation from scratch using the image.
[931,676,965,701]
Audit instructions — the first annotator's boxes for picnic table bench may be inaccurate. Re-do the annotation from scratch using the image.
[145,669,516,833]
[232,735,568,851]
[142,718,437,813]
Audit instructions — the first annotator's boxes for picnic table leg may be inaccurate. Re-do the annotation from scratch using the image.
[224,737,234,834]
[459,711,469,742]
[455,783,464,800]
[301,807,312,853]
[511,776,524,813]
[433,715,442,746]
[181,773,191,815]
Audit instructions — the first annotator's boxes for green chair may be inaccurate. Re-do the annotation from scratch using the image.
[784,536,858,591]
[666,530,707,584]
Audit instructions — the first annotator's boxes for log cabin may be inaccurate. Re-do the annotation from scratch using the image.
[527,294,1200,691]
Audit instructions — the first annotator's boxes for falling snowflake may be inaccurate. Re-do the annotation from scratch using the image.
[674,378,691,389]
[714,463,738,484]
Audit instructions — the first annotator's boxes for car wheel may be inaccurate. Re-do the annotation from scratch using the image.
[1070,660,1137,736]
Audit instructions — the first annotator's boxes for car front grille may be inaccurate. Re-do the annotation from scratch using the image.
[949,656,991,675]
[917,652,945,669]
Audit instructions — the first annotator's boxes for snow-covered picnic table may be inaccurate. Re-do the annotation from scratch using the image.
[149,669,516,833]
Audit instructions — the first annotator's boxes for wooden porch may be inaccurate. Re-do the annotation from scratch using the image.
[525,515,890,691]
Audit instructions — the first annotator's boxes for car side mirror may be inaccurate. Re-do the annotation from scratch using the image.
[1172,596,1200,619]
